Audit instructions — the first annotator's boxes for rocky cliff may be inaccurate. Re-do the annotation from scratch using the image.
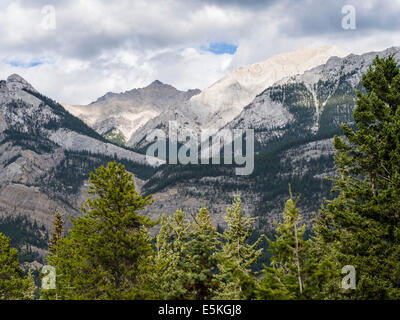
[63,80,200,145]
[0,74,161,263]
[139,47,400,232]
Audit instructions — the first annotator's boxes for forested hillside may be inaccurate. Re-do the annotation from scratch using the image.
[2,55,400,300]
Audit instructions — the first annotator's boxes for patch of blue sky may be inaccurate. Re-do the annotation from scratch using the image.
[202,42,238,55]
[6,59,43,68]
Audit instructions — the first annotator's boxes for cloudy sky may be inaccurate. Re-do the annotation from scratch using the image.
[0,0,399,104]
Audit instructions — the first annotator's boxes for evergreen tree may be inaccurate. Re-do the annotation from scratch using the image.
[216,195,262,299]
[314,54,400,299]
[46,161,157,299]
[41,212,64,300]
[48,212,64,256]
[173,207,220,300]
[257,189,331,299]
[153,210,191,299]
[25,270,36,300]
[0,232,35,300]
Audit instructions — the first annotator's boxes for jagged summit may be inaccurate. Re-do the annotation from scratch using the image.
[63,80,200,142]
[90,92,117,104]
[7,73,26,82]
[0,74,39,106]
[6,73,37,93]
[148,79,165,87]
[89,81,169,105]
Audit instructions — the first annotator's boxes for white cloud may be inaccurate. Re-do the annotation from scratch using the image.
[0,0,399,104]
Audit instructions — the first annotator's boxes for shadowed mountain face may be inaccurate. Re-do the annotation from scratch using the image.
[63,81,200,145]
[0,74,161,265]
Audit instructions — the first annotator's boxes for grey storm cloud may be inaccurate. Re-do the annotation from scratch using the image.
[3,0,400,61]
[275,0,400,36]
[0,0,399,104]
[198,0,280,9]
[198,0,400,36]
[8,0,243,59]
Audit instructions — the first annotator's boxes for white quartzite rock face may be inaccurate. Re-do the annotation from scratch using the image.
[129,46,349,149]
[190,45,349,127]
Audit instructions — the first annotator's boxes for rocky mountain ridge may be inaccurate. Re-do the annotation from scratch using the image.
[0,74,161,263]
[129,46,349,150]
[63,80,200,144]
[139,46,400,232]
[224,47,400,145]
[2,45,400,266]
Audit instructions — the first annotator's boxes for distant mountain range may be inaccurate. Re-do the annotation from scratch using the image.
[62,80,200,146]
[63,46,348,149]
[139,46,399,232]
[130,46,349,150]
[1,45,399,267]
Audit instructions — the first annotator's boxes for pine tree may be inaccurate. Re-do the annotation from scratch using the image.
[257,188,331,299]
[0,232,35,300]
[173,207,220,300]
[48,212,64,256]
[314,54,400,299]
[46,161,157,299]
[153,210,190,299]
[41,212,64,300]
[216,195,262,299]
[24,270,36,300]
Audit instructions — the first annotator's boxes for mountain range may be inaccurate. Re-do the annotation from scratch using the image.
[1,45,399,267]
[62,81,200,146]
[141,46,400,231]
[0,74,161,265]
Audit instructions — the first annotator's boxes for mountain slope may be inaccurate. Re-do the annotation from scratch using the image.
[139,46,400,232]
[0,74,161,264]
[63,80,200,144]
[226,47,400,148]
[129,45,349,149]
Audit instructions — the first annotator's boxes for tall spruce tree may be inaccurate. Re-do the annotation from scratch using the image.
[257,189,332,299]
[314,54,400,299]
[40,212,65,300]
[153,210,190,299]
[216,195,262,299]
[173,207,220,300]
[46,161,157,299]
[48,212,64,256]
[0,232,35,300]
